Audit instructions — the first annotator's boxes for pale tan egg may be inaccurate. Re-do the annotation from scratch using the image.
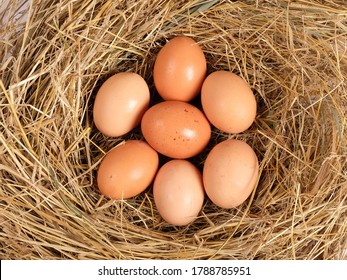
[203,139,258,208]
[201,71,256,134]
[93,72,149,137]
[153,160,205,226]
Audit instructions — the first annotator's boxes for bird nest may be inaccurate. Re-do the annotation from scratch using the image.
[0,0,346,259]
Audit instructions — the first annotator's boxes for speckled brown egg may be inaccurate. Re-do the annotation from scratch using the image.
[141,101,211,159]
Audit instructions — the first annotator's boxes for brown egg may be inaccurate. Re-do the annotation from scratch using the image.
[141,101,211,159]
[153,36,206,102]
[97,140,159,199]
[93,72,149,137]
[201,71,256,133]
[153,160,205,226]
[203,139,258,208]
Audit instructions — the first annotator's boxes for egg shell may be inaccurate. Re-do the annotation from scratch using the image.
[97,140,159,200]
[203,139,258,208]
[93,72,149,137]
[153,160,205,226]
[201,71,256,134]
[141,101,211,159]
[153,36,206,102]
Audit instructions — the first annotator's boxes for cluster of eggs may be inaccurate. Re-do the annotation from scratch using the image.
[93,36,258,226]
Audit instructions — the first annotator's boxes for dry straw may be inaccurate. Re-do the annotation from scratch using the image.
[0,0,346,260]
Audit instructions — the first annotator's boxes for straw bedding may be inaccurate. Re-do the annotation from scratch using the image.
[0,0,346,260]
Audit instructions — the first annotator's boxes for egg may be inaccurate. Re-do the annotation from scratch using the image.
[93,72,150,137]
[203,139,259,208]
[153,160,205,226]
[201,70,256,134]
[153,36,206,102]
[97,140,159,200]
[141,101,211,159]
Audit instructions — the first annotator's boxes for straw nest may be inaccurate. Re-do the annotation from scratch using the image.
[1,0,346,260]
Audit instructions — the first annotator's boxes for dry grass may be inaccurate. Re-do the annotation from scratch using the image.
[1,0,346,260]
